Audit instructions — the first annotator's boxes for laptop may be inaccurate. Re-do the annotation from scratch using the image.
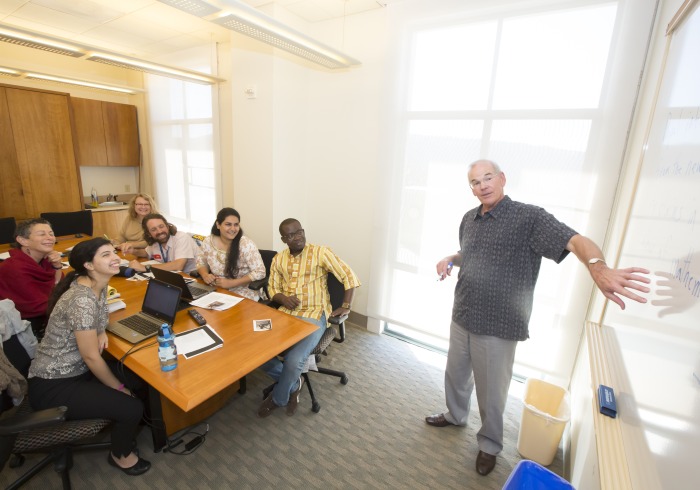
[107,279,182,343]
[150,267,216,301]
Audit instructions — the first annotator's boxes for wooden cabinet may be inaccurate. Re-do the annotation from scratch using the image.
[71,97,140,166]
[0,88,29,220]
[0,86,83,220]
[91,208,129,239]
[70,98,108,166]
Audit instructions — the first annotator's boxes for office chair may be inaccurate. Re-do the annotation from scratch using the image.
[257,270,350,413]
[0,217,16,245]
[302,273,349,413]
[0,339,111,490]
[248,249,278,304]
[39,211,93,238]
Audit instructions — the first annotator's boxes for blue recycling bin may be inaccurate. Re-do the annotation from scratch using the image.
[503,460,574,490]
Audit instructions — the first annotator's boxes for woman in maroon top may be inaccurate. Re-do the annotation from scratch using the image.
[0,219,63,337]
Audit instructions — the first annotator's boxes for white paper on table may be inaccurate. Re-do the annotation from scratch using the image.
[127,272,152,281]
[174,325,224,359]
[175,329,215,353]
[190,292,244,311]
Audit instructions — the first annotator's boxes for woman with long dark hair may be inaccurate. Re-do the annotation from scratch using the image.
[196,208,265,301]
[28,238,151,476]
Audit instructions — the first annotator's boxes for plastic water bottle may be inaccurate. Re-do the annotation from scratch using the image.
[157,323,178,372]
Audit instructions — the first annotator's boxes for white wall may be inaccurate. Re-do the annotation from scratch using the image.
[227,7,390,315]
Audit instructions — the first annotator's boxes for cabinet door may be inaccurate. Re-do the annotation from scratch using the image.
[5,88,82,218]
[71,97,108,166]
[103,102,140,166]
[92,209,128,239]
[0,88,30,219]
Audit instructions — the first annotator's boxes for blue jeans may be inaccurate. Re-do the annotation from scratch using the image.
[261,313,327,407]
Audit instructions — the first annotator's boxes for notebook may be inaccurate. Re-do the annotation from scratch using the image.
[107,279,182,343]
[150,267,216,301]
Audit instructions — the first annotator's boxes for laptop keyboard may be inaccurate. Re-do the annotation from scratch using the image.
[188,283,210,296]
[119,315,161,336]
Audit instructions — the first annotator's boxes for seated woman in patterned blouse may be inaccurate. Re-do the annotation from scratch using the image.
[28,238,151,476]
[195,207,265,301]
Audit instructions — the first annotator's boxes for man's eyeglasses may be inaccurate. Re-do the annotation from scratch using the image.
[281,229,304,241]
[469,173,497,189]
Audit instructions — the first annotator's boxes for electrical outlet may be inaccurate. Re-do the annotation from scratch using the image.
[125,184,131,192]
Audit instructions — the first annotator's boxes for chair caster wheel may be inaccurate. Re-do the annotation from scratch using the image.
[312,402,321,413]
[340,375,349,385]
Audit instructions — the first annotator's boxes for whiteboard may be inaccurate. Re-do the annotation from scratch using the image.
[604,1,700,488]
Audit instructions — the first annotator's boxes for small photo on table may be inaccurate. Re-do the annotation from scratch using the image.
[253,319,272,331]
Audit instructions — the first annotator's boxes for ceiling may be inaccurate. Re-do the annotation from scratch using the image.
[0,0,400,61]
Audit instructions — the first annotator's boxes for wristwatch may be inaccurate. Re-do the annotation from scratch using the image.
[588,258,606,266]
[341,302,351,309]
[145,264,152,272]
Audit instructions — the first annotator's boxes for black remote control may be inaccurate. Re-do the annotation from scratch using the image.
[188,309,206,326]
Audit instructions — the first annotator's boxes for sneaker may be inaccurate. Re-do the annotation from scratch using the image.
[286,376,304,416]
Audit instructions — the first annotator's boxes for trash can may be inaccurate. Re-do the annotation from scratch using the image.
[503,460,574,490]
[516,378,570,466]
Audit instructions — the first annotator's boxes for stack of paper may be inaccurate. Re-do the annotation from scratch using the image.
[107,286,125,313]
[107,300,126,313]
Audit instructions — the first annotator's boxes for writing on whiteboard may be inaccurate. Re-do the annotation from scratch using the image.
[672,251,700,299]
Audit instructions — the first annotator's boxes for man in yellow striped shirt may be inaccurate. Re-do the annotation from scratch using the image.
[258,218,360,418]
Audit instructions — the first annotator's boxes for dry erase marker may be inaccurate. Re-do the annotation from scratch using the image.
[438,261,454,281]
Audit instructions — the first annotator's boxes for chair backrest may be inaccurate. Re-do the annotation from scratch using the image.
[40,211,93,237]
[251,250,277,303]
[0,217,16,245]
[258,250,277,277]
[326,273,345,311]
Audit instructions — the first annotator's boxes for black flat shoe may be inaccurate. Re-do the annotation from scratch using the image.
[107,452,151,476]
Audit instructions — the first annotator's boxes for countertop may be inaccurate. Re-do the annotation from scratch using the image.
[86,204,129,212]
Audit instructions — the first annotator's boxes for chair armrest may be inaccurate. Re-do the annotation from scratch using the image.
[328,315,347,343]
[248,278,268,291]
[328,314,348,325]
[0,406,67,435]
[335,322,346,343]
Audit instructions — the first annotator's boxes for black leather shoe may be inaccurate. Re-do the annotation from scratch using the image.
[476,450,496,476]
[286,376,304,416]
[107,453,151,476]
[425,413,455,427]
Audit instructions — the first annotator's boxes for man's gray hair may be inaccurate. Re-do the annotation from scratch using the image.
[468,159,502,174]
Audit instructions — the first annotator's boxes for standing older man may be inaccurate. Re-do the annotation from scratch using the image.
[426,160,650,476]
[128,213,197,274]
[258,218,360,418]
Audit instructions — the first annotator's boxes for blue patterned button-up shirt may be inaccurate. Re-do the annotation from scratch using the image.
[452,196,577,341]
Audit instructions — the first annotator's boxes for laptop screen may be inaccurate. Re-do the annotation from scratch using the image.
[141,279,182,323]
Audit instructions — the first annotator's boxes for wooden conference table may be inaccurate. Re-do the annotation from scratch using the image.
[3,236,317,451]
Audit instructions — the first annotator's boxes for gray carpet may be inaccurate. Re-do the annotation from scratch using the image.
[1,325,563,489]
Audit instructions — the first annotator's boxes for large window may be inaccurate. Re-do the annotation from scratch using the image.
[373,0,654,382]
[147,58,219,234]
